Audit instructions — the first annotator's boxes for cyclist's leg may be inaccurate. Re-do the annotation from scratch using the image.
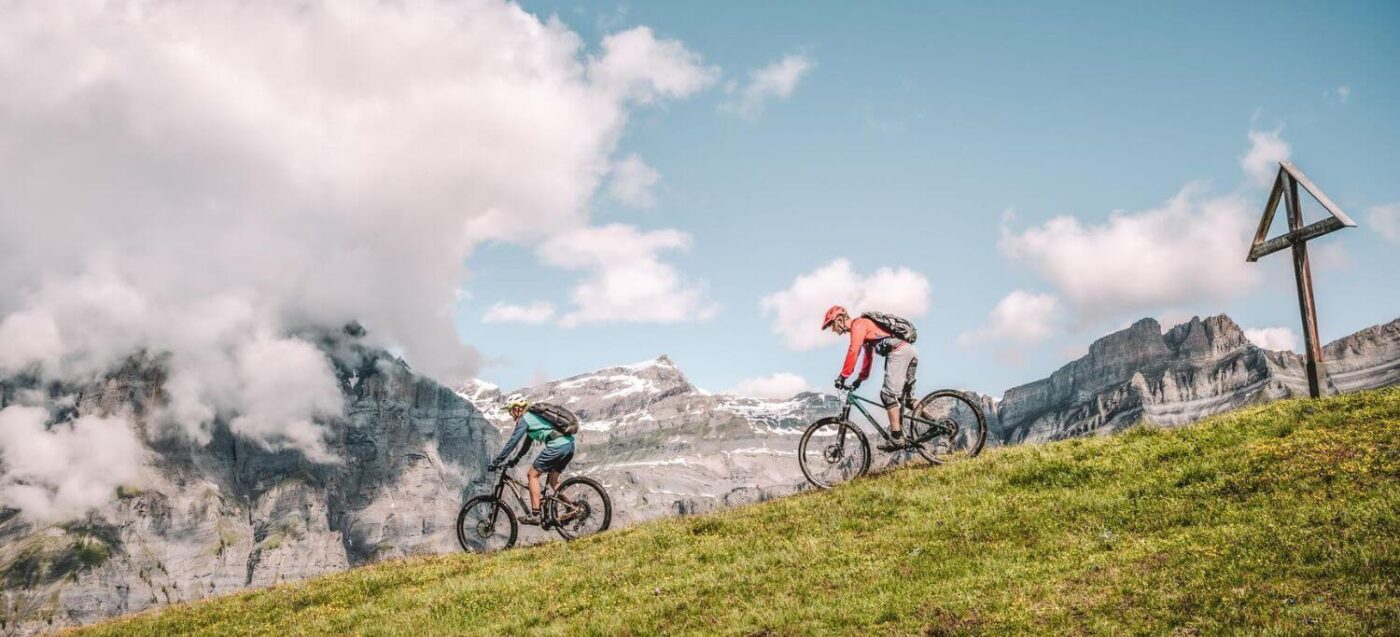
[903,348,919,408]
[881,344,915,436]
[533,442,575,502]
[526,465,544,512]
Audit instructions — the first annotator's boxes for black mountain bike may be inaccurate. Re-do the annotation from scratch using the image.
[456,462,613,553]
[798,387,987,489]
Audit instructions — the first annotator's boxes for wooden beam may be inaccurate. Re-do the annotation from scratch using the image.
[1281,161,1358,227]
[1285,173,1327,399]
[1247,168,1288,262]
[1247,216,1349,261]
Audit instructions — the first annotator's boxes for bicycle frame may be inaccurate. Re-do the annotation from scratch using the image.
[491,471,534,514]
[481,467,576,526]
[838,389,951,446]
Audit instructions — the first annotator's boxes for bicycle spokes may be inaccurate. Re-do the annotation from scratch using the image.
[799,419,870,488]
[457,497,517,553]
[553,477,611,540]
[911,391,987,463]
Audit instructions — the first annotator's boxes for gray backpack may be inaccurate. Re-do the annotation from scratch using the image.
[862,312,918,344]
[528,402,580,437]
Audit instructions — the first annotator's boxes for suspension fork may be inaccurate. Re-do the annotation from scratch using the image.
[486,474,507,525]
[838,397,854,447]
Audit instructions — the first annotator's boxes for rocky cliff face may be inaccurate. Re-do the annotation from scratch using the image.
[0,330,499,634]
[989,315,1400,445]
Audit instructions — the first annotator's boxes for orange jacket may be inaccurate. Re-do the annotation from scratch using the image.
[840,316,892,379]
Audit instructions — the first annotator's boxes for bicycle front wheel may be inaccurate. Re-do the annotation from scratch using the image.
[552,476,612,540]
[911,390,987,464]
[456,496,517,553]
[798,417,871,489]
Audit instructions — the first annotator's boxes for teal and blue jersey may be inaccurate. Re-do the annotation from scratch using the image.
[490,412,574,467]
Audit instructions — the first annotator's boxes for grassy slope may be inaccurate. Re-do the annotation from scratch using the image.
[76,389,1399,635]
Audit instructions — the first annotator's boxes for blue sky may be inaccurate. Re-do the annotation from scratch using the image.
[462,1,1400,396]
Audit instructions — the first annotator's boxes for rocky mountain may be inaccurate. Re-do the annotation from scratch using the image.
[988,315,1400,445]
[0,328,499,635]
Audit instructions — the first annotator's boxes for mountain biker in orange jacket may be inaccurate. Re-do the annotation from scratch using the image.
[823,305,918,451]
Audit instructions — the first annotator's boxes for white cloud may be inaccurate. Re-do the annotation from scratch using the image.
[483,301,557,324]
[1368,203,1400,243]
[541,224,717,327]
[731,373,810,399]
[761,259,932,351]
[227,335,344,463]
[1244,326,1299,352]
[0,1,718,518]
[588,26,720,104]
[722,53,814,120]
[608,154,661,208]
[0,406,144,524]
[999,185,1259,323]
[956,290,1061,346]
[0,2,718,381]
[1325,85,1351,103]
[1241,128,1291,187]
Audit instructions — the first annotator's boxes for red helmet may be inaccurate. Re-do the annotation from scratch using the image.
[821,305,848,329]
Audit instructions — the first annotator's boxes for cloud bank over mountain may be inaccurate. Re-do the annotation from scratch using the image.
[0,0,717,521]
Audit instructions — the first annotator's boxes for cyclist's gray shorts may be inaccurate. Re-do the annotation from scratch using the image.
[532,441,575,473]
[880,342,918,408]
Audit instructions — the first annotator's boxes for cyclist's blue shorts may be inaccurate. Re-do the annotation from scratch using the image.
[532,441,575,473]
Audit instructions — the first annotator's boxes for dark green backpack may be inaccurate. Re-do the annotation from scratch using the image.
[528,402,580,436]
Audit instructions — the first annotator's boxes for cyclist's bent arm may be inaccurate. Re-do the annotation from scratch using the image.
[491,419,528,467]
[858,342,874,382]
[510,437,533,466]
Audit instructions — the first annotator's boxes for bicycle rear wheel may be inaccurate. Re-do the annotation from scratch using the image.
[798,417,871,489]
[456,496,517,553]
[551,476,612,540]
[910,390,987,464]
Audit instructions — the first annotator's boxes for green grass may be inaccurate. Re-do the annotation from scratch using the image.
[75,389,1400,635]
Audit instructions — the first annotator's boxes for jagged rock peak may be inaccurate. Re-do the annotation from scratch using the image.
[454,378,503,405]
[1088,317,1163,356]
[1163,314,1248,359]
[559,355,694,394]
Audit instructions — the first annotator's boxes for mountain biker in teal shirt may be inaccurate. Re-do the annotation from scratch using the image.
[487,397,575,525]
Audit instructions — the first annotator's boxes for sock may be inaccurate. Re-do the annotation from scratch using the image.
[891,429,904,440]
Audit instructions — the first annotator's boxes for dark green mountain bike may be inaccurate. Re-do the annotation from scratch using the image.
[799,387,987,488]
[456,462,612,553]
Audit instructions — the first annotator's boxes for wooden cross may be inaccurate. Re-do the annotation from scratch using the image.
[1246,161,1356,398]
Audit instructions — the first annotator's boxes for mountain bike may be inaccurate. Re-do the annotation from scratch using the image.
[455,461,613,553]
[798,387,987,489]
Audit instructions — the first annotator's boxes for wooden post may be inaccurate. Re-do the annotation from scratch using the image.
[1284,174,1326,398]
[1246,161,1356,400]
